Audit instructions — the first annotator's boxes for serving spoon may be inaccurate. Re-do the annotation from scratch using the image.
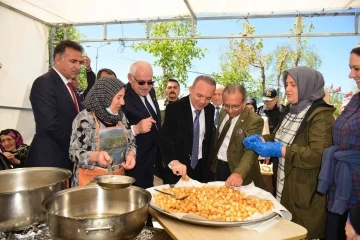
[154,189,188,200]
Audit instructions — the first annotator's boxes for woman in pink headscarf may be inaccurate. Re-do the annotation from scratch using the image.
[0,129,29,168]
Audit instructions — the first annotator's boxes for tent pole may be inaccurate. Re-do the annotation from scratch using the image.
[50,27,55,67]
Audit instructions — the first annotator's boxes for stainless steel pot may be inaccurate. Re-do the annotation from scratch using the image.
[42,185,152,240]
[0,167,71,231]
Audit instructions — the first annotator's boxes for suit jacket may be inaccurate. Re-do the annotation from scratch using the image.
[159,96,215,181]
[121,83,161,188]
[26,68,82,171]
[211,107,265,188]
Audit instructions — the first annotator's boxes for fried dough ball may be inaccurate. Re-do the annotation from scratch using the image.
[154,186,274,221]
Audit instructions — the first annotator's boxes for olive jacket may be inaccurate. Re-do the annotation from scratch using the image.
[264,99,335,239]
[211,107,265,189]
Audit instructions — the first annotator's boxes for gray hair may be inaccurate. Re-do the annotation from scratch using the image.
[129,61,153,75]
[192,75,216,88]
[223,83,246,100]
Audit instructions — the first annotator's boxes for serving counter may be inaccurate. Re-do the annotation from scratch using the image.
[149,208,307,240]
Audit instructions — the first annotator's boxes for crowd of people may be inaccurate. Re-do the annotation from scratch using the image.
[1,39,360,239]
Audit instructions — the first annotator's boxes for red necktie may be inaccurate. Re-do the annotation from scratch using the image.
[67,82,79,113]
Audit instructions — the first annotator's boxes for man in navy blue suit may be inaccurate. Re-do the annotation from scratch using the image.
[26,40,84,171]
[122,61,161,189]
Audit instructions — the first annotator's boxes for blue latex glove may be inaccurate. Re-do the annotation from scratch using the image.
[243,134,262,150]
[252,141,283,157]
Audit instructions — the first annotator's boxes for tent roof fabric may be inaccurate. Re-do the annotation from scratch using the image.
[1,0,360,24]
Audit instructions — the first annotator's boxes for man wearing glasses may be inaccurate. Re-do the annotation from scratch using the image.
[122,61,161,191]
[210,84,265,189]
[159,75,216,184]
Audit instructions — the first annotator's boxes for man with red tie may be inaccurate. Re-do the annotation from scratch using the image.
[26,40,84,171]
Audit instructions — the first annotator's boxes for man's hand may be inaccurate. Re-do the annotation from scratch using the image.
[169,160,187,177]
[122,151,136,170]
[134,117,156,134]
[225,173,244,187]
[83,56,91,70]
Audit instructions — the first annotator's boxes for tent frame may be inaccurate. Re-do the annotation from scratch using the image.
[1,1,359,66]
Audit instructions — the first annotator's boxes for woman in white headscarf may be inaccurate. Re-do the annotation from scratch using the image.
[243,66,335,239]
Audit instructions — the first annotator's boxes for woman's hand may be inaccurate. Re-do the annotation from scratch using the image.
[3,152,20,165]
[122,151,136,170]
[89,151,112,167]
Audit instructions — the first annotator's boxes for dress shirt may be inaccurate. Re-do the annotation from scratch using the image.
[53,67,75,102]
[190,97,205,160]
[130,94,157,136]
[217,114,240,161]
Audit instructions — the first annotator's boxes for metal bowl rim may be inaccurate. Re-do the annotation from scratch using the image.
[42,185,152,220]
[95,175,136,185]
[0,167,72,195]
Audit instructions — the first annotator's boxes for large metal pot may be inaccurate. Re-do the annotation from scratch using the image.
[0,167,71,231]
[42,185,152,240]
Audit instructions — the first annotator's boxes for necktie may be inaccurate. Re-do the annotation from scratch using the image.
[190,110,201,169]
[66,82,79,113]
[214,116,233,156]
[214,107,220,127]
[143,96,157,120]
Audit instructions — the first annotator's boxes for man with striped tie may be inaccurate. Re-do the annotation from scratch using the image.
[159,75,216,184]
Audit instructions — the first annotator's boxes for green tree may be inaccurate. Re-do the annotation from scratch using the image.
[132,18,207,97]
[211,48,260,98]
[270,17,322,95]
[212,21,271,98]
[48,26,87,91]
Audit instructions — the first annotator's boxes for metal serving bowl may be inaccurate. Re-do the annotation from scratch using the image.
[42,185,152,240]
[0,167,71,231]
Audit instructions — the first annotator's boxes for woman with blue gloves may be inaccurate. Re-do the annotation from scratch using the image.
[243,66,335,239]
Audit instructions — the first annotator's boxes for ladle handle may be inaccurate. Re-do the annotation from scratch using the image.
[107,162,114,175]
[154,189,175,197]
[84,226,115,234]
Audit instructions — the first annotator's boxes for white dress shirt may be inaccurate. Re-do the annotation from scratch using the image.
[217,114,240,162]
[130,94,157,136]
[189,97,205,160]
[53,67,76,102]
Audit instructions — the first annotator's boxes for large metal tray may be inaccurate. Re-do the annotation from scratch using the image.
[150,203,278,227]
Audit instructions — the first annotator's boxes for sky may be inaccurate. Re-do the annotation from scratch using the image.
[77,10,360,97]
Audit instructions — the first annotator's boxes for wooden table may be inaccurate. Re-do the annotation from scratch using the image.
[149,208,307,240]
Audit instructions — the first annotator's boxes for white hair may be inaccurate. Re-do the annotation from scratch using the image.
[129,61,153,75]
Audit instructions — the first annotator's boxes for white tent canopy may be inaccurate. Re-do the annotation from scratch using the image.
[0,0,359,144]
[1,0,360,25]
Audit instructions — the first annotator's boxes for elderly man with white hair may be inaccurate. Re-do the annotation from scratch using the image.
[212,84,224,128]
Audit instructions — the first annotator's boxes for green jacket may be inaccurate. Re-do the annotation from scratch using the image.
[264,100,335,238]
[211,107,265,189]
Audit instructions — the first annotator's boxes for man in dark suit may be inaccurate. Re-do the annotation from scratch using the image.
[159,75,216,184]
[26,40,84,171]
[211,84,265,188]
[122,61,161,189]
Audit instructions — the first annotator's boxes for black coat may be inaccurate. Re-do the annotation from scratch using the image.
[159,96,215,183]
[121,83,161,189]
[26,68,83,171]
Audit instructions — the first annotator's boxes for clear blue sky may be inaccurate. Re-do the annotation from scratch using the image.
[78,10,360,96]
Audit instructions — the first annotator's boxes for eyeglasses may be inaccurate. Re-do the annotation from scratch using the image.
[223,104,242,111]
[130,74,155,86]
